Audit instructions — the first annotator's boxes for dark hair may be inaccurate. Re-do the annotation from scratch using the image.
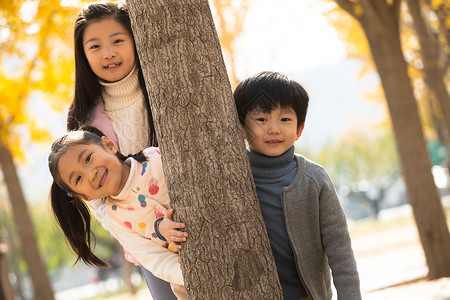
[233,71,309,129]
[48,127,146,267]
[68,1,158,147]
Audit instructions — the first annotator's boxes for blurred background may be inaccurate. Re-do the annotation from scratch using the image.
[0,0,449,299]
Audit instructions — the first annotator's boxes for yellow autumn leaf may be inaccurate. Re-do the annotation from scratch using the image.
[0,0,84,160]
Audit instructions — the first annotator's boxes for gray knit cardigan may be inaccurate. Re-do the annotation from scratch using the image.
[282,154,362,300]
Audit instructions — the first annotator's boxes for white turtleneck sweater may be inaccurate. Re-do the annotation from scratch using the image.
[100,65,149,155]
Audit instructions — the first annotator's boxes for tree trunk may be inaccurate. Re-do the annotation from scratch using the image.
[336,0,450,279]
[424,0,450,72]
[126,0,283,299]
[117,244,136,294]
[0,203,25,300]
[0,241,14,300]
[0,141,55,300]
[407,0,450,148]
[423,89,449,152]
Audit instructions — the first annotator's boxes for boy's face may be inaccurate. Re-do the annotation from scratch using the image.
[243,106,304,157]
[57,137,128,201]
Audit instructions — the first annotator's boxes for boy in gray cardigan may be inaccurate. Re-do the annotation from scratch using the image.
[234,71,361,300]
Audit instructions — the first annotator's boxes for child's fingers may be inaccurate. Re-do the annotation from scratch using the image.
[165,209,174,220]
[169,234,187,242]
[169,242,182,251]
[168,221,186,230]
[167,231,187,242]
[170,228,188,238]
[166,229,188,243]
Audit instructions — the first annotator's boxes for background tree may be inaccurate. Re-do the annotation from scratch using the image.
[0,144,55,300]
[0,193,26,300]
[321,0,449,153]
[406,0,450,153]
[425,0,449,72]
[314,132,400,187]
[0,1,76,298]
[211,0,253,87]
[0,238,14,300]
[126,0,282,298]
[309,131,401,219]
[334,0,450,279]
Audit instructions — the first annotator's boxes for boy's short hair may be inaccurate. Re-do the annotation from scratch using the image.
[233,71,309,129]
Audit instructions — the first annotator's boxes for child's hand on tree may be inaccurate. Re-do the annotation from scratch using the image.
[159,209,187,250]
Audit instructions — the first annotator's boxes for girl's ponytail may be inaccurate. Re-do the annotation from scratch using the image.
[49,126,147,268]
[50,181,108,268]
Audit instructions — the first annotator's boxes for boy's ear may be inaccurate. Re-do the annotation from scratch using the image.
[296,123,305,140]
[101,136,118,154]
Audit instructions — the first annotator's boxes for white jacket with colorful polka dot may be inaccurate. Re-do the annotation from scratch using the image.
[88,147,183,286]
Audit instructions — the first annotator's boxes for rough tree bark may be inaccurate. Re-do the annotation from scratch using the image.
[0,141,55,299]
[126,0,283,299]
[336,0,450,279]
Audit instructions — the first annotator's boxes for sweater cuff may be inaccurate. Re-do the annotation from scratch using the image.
[154,216,167,242]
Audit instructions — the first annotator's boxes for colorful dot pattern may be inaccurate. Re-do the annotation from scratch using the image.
[141,162,148,175]
[106,147,170,244]
[148,178,159,195]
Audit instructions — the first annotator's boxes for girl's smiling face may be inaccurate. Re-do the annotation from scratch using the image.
[57,137,129,201]
[83,17,136,82]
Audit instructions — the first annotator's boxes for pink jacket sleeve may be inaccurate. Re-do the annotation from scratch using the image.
[90,100,120,150]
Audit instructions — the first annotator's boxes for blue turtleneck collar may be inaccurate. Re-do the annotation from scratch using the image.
[247,146,297,177]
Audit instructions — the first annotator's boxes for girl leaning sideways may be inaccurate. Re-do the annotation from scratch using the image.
[48,129,187,299]
[66,1,177,299]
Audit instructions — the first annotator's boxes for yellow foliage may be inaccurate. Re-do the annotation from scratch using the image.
[211,0,254,88]
[354,2,363,17]
[432,0,444,7]
[1,0,251,162]
[0,0,82,161]
[319,2,369,58]
[317,0,449,139]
